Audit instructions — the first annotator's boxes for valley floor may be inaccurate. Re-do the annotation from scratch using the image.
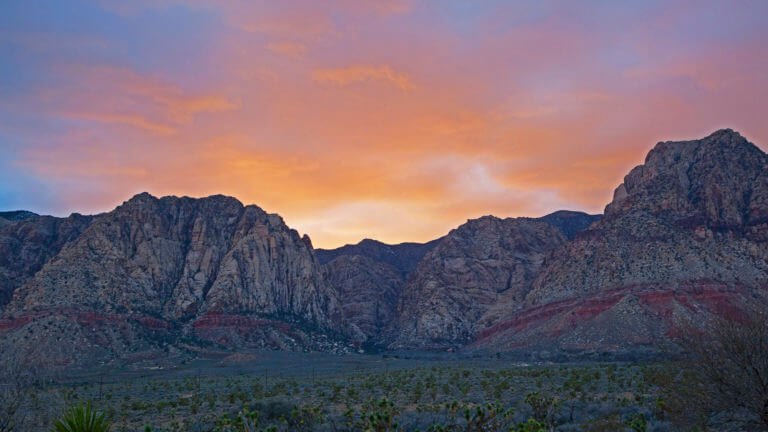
[18,351,671,431]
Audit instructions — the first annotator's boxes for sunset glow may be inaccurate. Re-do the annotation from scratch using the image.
[1,0,767,247]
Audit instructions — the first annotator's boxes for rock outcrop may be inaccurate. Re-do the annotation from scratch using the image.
[476,129,768,354]
[323,255,403,343]
[388,216,567,349]
[319,212,599,349]
[1,193,344,366]
[318,238,442,344]
[0,214,93,309]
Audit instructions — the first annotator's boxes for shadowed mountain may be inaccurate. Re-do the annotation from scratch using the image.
[0,210,40,221]
[0,214,93,309]
[539,210,602,240]
[316,238,442,276]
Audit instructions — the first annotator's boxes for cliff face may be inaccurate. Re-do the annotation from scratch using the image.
[388,216,567,349]
[323,255,403,343]
[9,193,336,323]
[317,211,602,348]
[528,129,768,305]
[317,237,442,344]
[476,129,768,353]
[1,193,344,366]
[0,214,93,309]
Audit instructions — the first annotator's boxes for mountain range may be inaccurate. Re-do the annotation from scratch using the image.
[1,129,766,368]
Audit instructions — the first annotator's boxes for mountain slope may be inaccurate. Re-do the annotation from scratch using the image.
[539,210,602,240]
[0,214,93,309]
[323,255,403,343]
[388,216,567,349]
[317,238,441,276]
[317,238,442,344]
[1,193,345,367]
[476,129,768,354]
[318,213,598,348]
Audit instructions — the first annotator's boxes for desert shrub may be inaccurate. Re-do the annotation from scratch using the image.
[213,407,277,432]
[525,392,560,429]
[281,404,325,432]
[579,414,625,431]
[513,418,548,432]
[51,402,112,432]
[661,310,768,430]
[250,399,293,421]
[624,413,646,432]
[462,402,514,431]
[345,398,401,432]
[0,353,38,432]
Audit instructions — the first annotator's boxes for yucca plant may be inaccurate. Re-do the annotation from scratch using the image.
[51,401,112,432]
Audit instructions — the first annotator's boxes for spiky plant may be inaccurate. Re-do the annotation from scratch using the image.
[51,402,111,432]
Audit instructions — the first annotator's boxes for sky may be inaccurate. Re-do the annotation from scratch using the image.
[1,1,767,248]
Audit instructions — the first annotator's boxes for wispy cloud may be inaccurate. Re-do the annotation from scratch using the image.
[35,65,236,135]
[267,41,307,57]
[312,65,415,90]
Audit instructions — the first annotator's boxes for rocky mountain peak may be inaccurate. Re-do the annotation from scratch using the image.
[605,129,768,228]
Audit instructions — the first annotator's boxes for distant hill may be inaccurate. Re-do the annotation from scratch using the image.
[539,210,601,240]
[0,210,39,221]
[316,238,442,276]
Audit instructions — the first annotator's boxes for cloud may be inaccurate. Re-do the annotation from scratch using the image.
[3,0,768,247]
[267,41,308,57]
[312,65,415,90]
[34,65,236,135]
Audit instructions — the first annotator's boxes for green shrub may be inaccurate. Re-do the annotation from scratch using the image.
[51,402,112,432]
[625,413,646,432]
[514,418,548,432]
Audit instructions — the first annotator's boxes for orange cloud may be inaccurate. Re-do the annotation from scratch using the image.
[267,41,308,57]
[6,1,768,248]
[312,65,415,90]
[38,65,236,135]
[238,10,338,41]
[64,113,176,135]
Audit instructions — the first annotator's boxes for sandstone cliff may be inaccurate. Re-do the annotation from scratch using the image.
[1,193,344,366]
[476,129,768,354]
